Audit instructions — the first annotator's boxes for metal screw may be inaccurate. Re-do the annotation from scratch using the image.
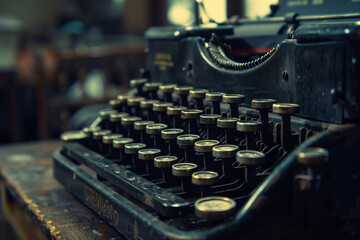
[282,71,289,81]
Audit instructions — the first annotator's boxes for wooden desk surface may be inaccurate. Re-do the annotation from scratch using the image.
[0,140,126,240]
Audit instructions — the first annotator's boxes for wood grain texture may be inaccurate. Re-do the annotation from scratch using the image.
[0,140,127,240]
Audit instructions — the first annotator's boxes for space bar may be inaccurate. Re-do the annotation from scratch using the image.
[62,142,190,218]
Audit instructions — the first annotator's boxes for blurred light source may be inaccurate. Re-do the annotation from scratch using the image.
[245,0,279,18]
[200,0,226,23]
[168,2,195,26]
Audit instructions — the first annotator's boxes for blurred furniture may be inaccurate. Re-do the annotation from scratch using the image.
[0,140,126,240]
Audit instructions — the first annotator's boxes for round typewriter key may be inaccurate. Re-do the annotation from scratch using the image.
[175,86,193,107]
[61,130,87,143]
[217,118,238,144]
[103,134,123,144]
[83,126,101,136]
[223,94,244,118]
[138,148,161,160]
[161,128,184,140]
[134,121,154,131]
[153,102,173,112]
[206,92,224,114]
[236,121,263,132]
[124,143,146,154]
[200,114,221,125]
[117,94,131,103]
[213,144,239,159]
[236,150,266,165]
[109,99,121,110]
[144,82,160,91]
[109,112,129,122]
[92,129,112,139]
[99,109,117,120]
[251,99,276,147]
[140,99,159,109]
[103,133,123,157]
[130,78,148,88]
[195,196,236,220]
[272,103,300,151]
[272,103,300,115]
[172,163,197,177]
[192,171,219,186]
[189,89,209,98]
[195,140,220,153]
[177,134,201,146]
[121,116,142,126]
[127,97,145,106]
[205,92,224,102]
[297,147,329,165]
[252,99,277,110]
[167,106,187,115]
[217,117,238,128]
[222,94,245,104]
[159,83,177,93]
[113,137,134,149]
[154,156,178,168]
[174,86,193,95]
[146,123,168,135]
[181,109,203,119]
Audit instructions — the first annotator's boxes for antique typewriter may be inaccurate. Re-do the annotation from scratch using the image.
[53,1,360,239]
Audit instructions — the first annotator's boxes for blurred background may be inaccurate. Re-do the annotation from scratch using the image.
[0,0,277,145]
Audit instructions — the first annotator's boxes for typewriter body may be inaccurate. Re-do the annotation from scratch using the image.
[54,1,360,239]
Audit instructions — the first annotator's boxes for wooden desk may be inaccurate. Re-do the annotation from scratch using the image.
[0,140,126,240]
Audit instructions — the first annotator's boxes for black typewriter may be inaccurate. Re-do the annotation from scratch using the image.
[53,0,360,239]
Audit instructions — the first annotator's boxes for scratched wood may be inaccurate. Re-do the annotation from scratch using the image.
[0,140,127,240]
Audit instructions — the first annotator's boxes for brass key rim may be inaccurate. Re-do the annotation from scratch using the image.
[177,134,201,146]
[189,89,209,98]
[110,112,130,122]
[174,86,193,94]
[117,94,131,103]
[121,116,142,126]
[199,114,222,125]
[83,126,101,135]
[217,117,238,128]
[205,92,224,101]
[99,109,117,119]
[146,123,168,134]
[113,138,134,149]
[192,171,219,185]
[222,94,245,104]
[161,128,184,139]
[134,121,155,130]
[124,143,147,154]
[213,144,239,158]
[153,102,173,112]
[144,82,161,91]
[159,83,177,93]
[236,150,266,165]
[138,148,161,160]
[140,99,160,109]
[236,121,263,132]
[167,106,187,115]
[172,163,198,177]
[272,103,300,115]
[127,97,146,106]
[92,129,112,139]
[181,109,203,119]
[251,99,277,110]
[130,78,148,87]
[195,140,220,152]
[103,134,124,144]
[109,99,121,107]
[297,147,329,165]
[154,156,178,168]
[61,130,88,142]
[195,196,236,220]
